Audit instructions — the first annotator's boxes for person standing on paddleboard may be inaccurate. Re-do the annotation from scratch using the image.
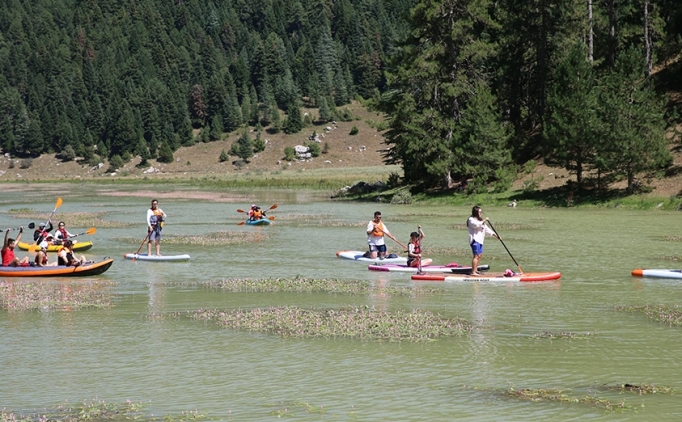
[466,206,499,276]
[366,211,399,259]
[147,199,167,256]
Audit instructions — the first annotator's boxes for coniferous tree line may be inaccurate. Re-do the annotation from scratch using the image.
[379,0,682,193]
[0,0,411,163]
[0,0,681,194]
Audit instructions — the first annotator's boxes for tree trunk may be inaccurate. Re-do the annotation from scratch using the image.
[644,0,652,76]
[609,0,616,67]
[587,0,594,63]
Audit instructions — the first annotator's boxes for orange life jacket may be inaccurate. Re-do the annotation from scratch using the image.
[371,221,385,237]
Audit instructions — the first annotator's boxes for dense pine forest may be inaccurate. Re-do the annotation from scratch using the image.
[1,0,681,193]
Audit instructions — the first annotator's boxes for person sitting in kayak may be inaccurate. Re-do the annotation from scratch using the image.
[406,226,425,267]
[34,241,57,267]
[251,206,265,221]
[57,239,85,266]
[53,221,77,245]
[2,227,30,267]
[33,221,53,242]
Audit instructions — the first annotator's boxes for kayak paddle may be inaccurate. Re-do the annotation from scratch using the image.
[417,225,424,275]
[3,222,35,232]
[29,198,63,252]
[72,227,96,237]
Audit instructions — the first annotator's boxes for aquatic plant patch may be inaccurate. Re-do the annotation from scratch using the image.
[266,400,330,417]
[602,383,675,395]
[6,209,132,228]
[0,280,115,311]
[204,276,443,296]
[188,305,472,341]
[271,213,364,227]
[505,386,640,412]
[614,304,682,326]
[0,398,207,422]
[532,331,597,340]
[116,231,268,246]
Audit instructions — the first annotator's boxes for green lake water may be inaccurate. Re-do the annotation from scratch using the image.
[1,184,681,421]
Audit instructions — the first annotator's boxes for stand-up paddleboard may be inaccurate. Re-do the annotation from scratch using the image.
[411,271,561,283]
[336,250,414,265]
[124,253,191,262]
[368,263,490,273]
[631,269,682,279]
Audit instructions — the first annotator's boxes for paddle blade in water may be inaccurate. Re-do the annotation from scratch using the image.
[237,221,246,226]
[86,228,96,235]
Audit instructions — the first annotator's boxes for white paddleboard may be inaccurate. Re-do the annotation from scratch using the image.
[124,253,191,262]
[336,250,408,265]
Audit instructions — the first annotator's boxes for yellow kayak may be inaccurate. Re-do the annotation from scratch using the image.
[17,240,94,252]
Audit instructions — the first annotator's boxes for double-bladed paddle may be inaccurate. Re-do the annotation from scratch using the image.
[3,222,35,232]
[71,227,96,237]
[28,198,63,252]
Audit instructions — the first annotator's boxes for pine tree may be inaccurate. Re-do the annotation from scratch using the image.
[157,141,174,163]
[284,100,303,134]
[544,42,600,190]
[597,46,671,193]
[236,131,253,162]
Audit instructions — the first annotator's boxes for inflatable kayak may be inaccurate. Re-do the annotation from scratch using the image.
[631,269,682,279]
[18,240,94,252]
[0,258,113,277]
[245,218,271,226]
[336,250,412,265]
[368,263,490,274]
[411,271,562,283]
[123,253,191,262]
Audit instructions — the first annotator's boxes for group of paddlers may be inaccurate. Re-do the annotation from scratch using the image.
[1,221,86,268]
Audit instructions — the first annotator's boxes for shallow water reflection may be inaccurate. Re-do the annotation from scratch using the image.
[1,185,681,420]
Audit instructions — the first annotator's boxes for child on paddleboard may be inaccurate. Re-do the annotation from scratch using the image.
[406,226,424,268]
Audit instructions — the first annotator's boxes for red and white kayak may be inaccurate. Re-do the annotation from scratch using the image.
[368,263,489,274]
[411,271,562,283]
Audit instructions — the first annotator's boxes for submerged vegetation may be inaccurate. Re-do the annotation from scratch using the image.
[5,209,132,228]
[205,276,442,296]
[0,399,206,422]
[615,304,682,327]
[0,280,115,311]
[532,331,597,340]
[115,231,269,246]
[504,386,639,412]
[186,305,472,341]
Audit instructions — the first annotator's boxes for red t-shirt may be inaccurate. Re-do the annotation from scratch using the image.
[1,247,16,266]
